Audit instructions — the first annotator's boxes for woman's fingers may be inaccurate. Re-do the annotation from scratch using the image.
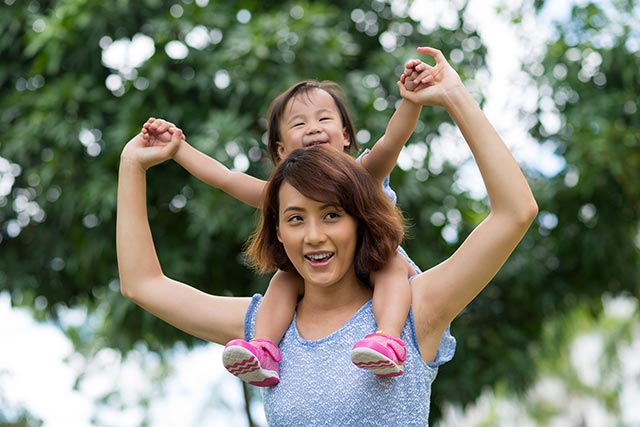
[165,128,183,158]
[417,46,446,65]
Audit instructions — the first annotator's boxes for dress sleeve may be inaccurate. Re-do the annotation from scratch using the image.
[356,148,398,206]
[244,293,263,341]
[427,324,456,368]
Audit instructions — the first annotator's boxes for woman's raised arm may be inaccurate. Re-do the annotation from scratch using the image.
[116,129,250,345]
[400,47,538,360]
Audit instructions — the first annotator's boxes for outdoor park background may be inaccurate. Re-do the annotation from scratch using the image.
[0,0,638,426]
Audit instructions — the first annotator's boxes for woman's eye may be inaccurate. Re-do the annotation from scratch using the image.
[325,212,340,220]
[287,215,303,223]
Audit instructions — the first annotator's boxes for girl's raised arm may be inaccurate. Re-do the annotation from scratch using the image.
[173,140,266,208]
[144,118,266,209]
[359,98,421,183]
[116,130,251,345]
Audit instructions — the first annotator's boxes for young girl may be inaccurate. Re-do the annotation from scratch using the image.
[142,61,432,386]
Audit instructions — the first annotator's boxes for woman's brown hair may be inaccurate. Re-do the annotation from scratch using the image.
[246,144,404,284]
[266,80,360,164]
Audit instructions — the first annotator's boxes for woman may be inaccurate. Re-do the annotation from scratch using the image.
[116,46,538,425]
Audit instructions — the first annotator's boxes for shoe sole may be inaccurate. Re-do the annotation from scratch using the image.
[351,347,404,377]
[222,345,280,386]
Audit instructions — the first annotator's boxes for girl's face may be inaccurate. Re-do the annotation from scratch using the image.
[276,89,351,160]
[276,181,359,289]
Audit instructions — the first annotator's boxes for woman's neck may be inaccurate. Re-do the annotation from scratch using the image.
[295,274,372,340]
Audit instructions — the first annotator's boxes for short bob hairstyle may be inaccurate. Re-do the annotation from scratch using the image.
[246,144,404,284]
[266,80,360,165]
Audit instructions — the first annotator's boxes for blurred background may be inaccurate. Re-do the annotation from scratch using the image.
[1,0,638,426]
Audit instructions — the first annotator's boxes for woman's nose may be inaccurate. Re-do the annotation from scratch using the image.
[304,220,326,244]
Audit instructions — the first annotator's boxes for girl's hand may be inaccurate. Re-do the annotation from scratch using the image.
[141,117,178,144]
[121,127,184,171]
[398,47,465,108]
[399,59,432,93]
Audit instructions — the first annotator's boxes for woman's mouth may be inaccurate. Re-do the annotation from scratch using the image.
[304,252,335,266]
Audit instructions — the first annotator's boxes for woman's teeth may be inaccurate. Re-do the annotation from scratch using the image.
[306,252,333,261]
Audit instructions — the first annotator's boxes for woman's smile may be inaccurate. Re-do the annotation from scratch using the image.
[304,251,335,266]
[277,182,359,288]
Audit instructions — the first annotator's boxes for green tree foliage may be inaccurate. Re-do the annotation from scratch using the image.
[1,0,638,422]
[433,0,639,412]
[525,0,640,295]
[1,0,484,352]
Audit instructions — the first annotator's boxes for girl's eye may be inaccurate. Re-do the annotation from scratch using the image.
[319,117,331,122]
[293,122,304,127]
[325,212,340,220]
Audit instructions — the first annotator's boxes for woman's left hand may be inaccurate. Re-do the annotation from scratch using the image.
[120,127,183,171]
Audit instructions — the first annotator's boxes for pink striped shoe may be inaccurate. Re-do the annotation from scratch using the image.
[222,338,281,387]
[350,332,407,377]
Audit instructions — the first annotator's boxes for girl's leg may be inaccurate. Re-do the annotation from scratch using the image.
[255,269,303,344]
[370,252,413,338]
[351,252,414,377]
[223,270,302,387]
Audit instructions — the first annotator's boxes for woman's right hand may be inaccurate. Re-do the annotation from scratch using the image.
[120,127,184,171]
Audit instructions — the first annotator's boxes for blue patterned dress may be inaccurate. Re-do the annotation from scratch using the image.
[244,295,456,426]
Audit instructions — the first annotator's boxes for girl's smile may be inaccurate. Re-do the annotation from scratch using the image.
[276,89,351,159]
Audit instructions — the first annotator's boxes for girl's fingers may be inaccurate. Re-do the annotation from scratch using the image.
[404,58,421,69]
[421,74,435,85]
[414,62,430,72]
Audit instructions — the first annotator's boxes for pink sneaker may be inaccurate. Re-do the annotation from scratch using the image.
[350,332,407,377]
[222,338,281,387]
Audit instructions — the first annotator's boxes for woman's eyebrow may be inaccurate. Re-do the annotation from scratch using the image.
[281,203,339,214]
[282,206,305,214]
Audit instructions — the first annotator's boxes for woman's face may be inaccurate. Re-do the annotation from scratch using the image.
[276,181,358,289]
[276,89,351,160]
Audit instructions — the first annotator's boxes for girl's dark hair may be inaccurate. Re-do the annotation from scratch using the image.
[247,144,404,284]
[266,80,360,164]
